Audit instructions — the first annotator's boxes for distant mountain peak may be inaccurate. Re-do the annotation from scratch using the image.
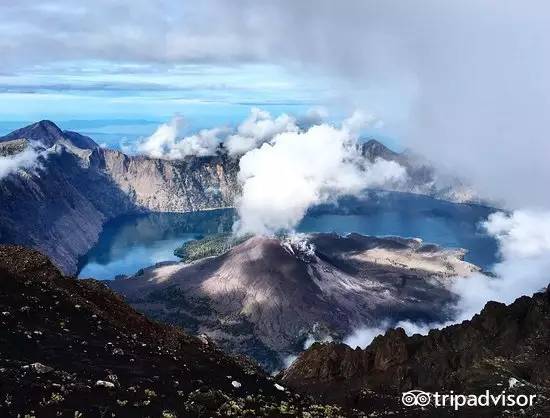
[22,120,64,138]
[0,120,64,147]
[0,120,98,150]
[35,119,61,129]
[363,138,386,148]
[361,139,399,162]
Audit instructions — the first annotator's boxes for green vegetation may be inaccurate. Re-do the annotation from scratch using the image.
[183,389,344,417]
[174,232,251,262]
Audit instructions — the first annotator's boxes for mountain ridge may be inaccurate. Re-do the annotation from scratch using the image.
[0,120,480,275]
[281,285,550,416]
[0,121,239,274]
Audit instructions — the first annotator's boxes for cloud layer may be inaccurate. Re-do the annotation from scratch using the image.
[136,108,302,159]
[236,0,550,210]
[343,323,387,349]
[0,1,257,68]
[137,116,228,159]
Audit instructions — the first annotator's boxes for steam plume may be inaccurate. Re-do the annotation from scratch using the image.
[234,116,406,235]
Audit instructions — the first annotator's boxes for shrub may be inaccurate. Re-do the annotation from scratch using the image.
[174,233,251,262]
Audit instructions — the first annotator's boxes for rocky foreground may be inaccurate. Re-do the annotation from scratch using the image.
[110,233,479,371]
[1,244,549,417]
[281,285,550,417]
[0,245,344,417]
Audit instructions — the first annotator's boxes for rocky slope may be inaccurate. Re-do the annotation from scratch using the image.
[281,286,550,416]
[361,140,480,204]
[0,121,239,274]
[2,244,548,417]
[109,233,479,371]
[0,245,346,418]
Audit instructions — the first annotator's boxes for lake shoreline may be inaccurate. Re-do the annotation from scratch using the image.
[78,192,498,280]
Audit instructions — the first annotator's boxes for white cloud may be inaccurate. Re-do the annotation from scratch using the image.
[167,127,228,159]
[137,108,301,159]
[364,157,407,187]
[234,117,406,235]
[137,116,227,159]
[341,110,377,136]
[342,318,448,349]
[303,333,333,349]
[0,146,41,179]
[450,210,550,322]
[343,323,388,349]
[483,210,550,259]
[297,106,329,128]
[137,116,183,159]
[225,108,299,156]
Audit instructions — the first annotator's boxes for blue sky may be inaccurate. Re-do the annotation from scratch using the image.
[0,58,400,148]
[0,61,324,121]
[0,60,335,145]
[0,61,330,120]
[0,58,405,150]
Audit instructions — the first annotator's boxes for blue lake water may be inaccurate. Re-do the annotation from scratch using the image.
[78,192,499,280]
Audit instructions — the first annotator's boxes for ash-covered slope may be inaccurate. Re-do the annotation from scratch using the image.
[110,233,479,370]
[0,121,239,274]
[0,245,341,418]
[281,286,550,416]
